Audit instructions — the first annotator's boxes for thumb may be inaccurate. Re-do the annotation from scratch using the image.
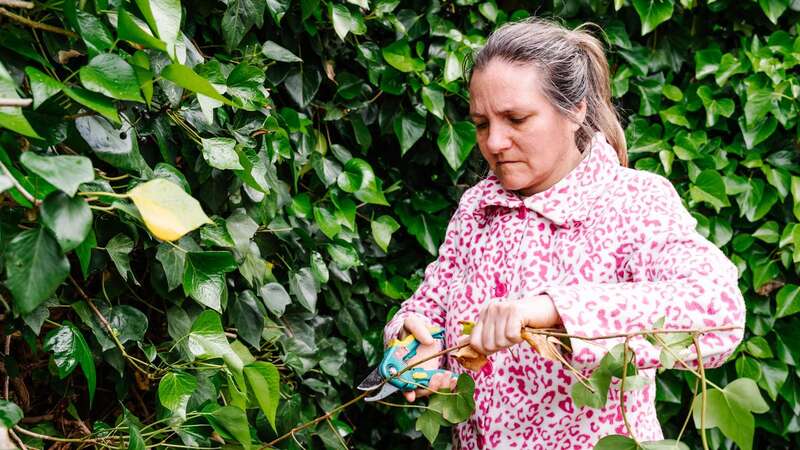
[405,315,435,345]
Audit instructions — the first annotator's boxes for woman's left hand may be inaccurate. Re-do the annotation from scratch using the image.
[466,294,562,355]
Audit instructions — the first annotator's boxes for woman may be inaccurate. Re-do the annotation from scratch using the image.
[383,18,745,449]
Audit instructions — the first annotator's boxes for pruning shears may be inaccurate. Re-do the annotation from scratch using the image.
[357,327,450,402]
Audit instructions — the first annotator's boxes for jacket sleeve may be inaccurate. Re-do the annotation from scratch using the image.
[383,200,470,348]
[543,175,745,372]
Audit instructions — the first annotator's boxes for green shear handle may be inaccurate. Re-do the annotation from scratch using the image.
[379,327,449,391]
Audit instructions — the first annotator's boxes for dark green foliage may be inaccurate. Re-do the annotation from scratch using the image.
[0,0,799,448]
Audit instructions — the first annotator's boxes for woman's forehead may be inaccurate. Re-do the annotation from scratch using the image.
[469,61,544,112]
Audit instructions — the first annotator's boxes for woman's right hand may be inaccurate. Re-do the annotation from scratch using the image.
[399,315,457,402]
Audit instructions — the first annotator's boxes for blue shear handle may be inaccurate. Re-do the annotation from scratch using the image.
[380,328,448,391]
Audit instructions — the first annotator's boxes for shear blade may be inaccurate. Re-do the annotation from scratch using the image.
[364,383,399,402]
[357,368,384,391]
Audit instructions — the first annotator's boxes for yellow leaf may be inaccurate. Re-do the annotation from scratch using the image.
[127,179,212,241]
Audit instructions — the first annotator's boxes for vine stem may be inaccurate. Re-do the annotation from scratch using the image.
[619,337,637,444]
[0,98,32,107]
[526,325,740,342]
[0,7,76,37]
[650,333,723,391]
[0,0,34,8]
[260,324,740,448]
[69,276,160,377]
[675,377,701,443]
[693,334,709,450]
[0,160,38,205]
[13,426,108,445]
[259,391,371,449]
[78,191,128,199]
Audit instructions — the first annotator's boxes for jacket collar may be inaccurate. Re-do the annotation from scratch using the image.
[476,132,621,226]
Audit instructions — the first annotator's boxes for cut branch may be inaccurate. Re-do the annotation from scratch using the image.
[0,7,77,37]
[0,98,32,107]
[0,0,34,8]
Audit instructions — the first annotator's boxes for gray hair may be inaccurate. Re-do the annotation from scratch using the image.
[468,17,627,166]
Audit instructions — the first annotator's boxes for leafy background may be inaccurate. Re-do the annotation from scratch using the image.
[1,0,800,448]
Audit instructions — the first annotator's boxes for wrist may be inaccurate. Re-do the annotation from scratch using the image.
[523,294,562,329]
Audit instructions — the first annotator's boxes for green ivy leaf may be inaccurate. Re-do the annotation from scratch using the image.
[421,85,445,119]
[371,215,400,252]
[310,251,329,284]
[209,406,251,450]
[117,7,167,52]
[183,251,237,311]
[0,400,23,427]
[776,284,800,319]
[74,116,149,173]
[632,0,674,35]
[5,227,70,314]
[382,39,425,72]
[25,67,63,109]
[201,137,244,170]
[64,86,120,124]
[160,64,234,105]
[106,234,138,284]
[244,361,280,431]
[689,170,730,212]
[290,268,318,312]
[593,435,638,450]
[437,121,476,171]
[79,54,144,103]
[415,408,442,444]
[284,66,322,108]
[337,158,389,205]
[313,204,342,239]
[692,378,768,450]
[231,290,265,348]
[19,152,93,197]
[222,0,266,50]
[262,40,302,62]
[0,62,39,138]
[134,0,182,56]
[393,112,426,155]
[43,321,96,405]
[259,282,292,316]
[758,0,790,24]
[694,48,721,80]
[330,4,366,41]
[40,192,92,252]
[187,310,244,374]
[158,371,197,419]
[757,359,788,401]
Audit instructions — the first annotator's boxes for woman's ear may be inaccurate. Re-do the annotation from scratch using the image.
[570,99,588,133]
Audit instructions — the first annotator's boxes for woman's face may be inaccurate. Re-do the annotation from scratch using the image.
[469,59,586,196]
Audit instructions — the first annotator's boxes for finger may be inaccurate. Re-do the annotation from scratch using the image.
[482,318,496,354]
[495,314,514,350]
[429,372,447,393]
[449,375,458,391]
[504,312,523,344]
[404,315,434,345]
[470,324,485,355]
[404,390,416,402]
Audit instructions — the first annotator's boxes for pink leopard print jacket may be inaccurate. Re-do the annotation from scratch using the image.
[384,132,745,449]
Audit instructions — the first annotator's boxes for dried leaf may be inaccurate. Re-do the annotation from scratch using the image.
[521,331,563,362]
[454,345,488,372]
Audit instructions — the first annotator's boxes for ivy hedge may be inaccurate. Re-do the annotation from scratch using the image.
[0,0,799,448]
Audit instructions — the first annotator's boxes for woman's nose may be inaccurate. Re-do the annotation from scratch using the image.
[486,124,512,154]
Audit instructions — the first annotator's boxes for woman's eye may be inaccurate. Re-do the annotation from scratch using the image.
[509,116,527,124]
[475,122,488,130]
